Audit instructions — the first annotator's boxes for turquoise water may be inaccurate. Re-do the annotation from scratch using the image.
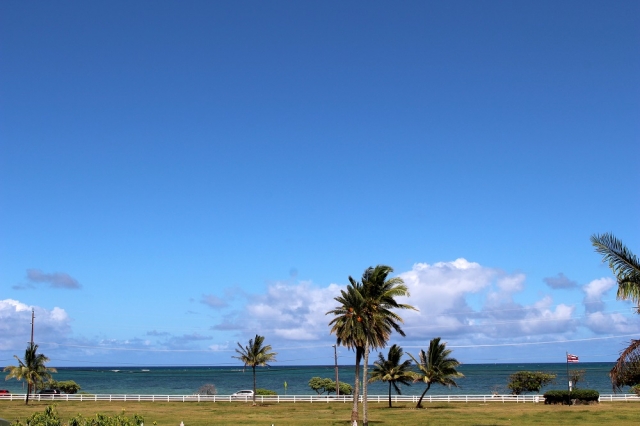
[1,363,622,396]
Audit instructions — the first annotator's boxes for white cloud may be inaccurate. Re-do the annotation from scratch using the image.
[497,274,526,292]
[584,311,638,334]
[0,299,71,350]
[396,260,581,341]
[583,277,616,313]
[220,259,586,348]
[5,262,634,365]
[218,281,341,341]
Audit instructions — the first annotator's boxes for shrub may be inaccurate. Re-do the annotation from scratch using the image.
[308,377,334,394]
[56,380,81,394]
[507,371,556,395]
[334,381,353,396]
[13,405,145,426]
[308,377,353,395]
[256,388,277,395]
[631,384,640,396]
[543,390,571,405]
[571,389,599,404]
[194,384,217,395]
[543,389,599,405]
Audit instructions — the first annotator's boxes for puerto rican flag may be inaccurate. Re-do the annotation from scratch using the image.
[567,353,579,363]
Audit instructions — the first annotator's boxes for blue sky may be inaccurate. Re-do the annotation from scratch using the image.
[1,1,638,367]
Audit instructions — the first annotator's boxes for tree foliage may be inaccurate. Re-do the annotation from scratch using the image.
[232,334,277,404]
[591,233,640,305]
[591,233,640,391]
[409,337,463,408]
[194,384,217,395]
[507,371,556,395]
[327,265,415,425]
[12,405,144,426]
[39,380,82,394]
[543,389,599,405]
[308,377,334,394]
[369,344,415,407]
[568,370,585,389]
[307,377,352,395]
[3,343,57,405]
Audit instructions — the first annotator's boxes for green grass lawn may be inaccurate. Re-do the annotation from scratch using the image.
[1,400,639,425]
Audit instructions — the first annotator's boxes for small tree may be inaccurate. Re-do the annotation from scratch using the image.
[233,334,277,405]
[326,380,353,395]
[569,370,585,389]
[308,377,334,394]
[507,371,556,395]
[308,377,352,395]
[41,379,81,394]
[195,384,217,395]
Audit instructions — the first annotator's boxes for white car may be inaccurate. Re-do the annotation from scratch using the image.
[230,390,254,399]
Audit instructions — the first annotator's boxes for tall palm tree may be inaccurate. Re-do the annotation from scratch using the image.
[369,344,415,408]
[359,265,415,425]
[591,233,640,390]
[3,343,57,405]
[327,279,367,425]
[327,265,415,426]
[408,337,464,409]
[232,334,277,405]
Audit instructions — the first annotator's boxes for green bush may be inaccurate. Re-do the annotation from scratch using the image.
[56,380,81,394]
[255,388,277,396]
[308,377,353,395]
[543,389,599,405]
[507,371,556,395]
[571,389,599,403]
[11,405,145,426]
[543,390,571,405]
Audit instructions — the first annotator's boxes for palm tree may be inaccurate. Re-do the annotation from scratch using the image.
[3,343,57,405]
[591,233,640,390]
[359,265,415,425]
[327,279,367,425]
[327,265,415,426]
[232,334,277,405]
[408,337,464,409]
[369,344,415,408]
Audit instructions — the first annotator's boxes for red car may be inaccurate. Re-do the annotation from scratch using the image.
[0,390,10,395]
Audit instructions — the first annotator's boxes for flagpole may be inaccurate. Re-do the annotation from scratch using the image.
[566,351,570,392]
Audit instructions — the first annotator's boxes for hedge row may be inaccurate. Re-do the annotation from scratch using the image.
[543,389,599,405]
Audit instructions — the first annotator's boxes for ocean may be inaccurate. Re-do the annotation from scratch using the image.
[0,363,623,396]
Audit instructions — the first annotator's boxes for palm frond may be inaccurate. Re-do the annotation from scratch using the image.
[591,233,640,302]
[610,339,640,392]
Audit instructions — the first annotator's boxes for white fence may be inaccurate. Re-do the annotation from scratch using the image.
[1,393,639,403]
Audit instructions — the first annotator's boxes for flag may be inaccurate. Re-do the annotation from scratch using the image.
[567,353,579,363]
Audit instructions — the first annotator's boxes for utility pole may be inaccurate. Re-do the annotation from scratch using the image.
[333,344,339,396]
[30,309,35,345]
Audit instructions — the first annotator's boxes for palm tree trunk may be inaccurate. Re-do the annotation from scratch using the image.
[362,345,369,426]
[252,365,257,405]
[351,347,363,425]
[388,382,392,408]
[416,383,431,409]
[25,382,30,405]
